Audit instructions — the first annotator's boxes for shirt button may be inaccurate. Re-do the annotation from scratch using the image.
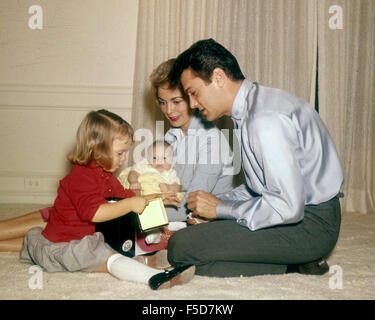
[108,189,112,192]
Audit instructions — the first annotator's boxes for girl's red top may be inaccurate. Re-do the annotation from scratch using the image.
[42,162,135,243]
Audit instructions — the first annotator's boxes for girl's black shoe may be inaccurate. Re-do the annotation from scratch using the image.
[148,265,195,290]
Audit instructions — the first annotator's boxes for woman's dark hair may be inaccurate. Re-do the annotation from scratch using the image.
[169,38,245,85]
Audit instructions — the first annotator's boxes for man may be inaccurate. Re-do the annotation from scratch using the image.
[167,38,344,277]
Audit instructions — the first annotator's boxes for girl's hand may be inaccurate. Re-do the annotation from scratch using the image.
[130,196,148,214]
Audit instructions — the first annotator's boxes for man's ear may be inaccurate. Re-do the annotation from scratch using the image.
[211,68,227,88]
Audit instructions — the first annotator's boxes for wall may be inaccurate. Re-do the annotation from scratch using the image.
[0,0,139,203]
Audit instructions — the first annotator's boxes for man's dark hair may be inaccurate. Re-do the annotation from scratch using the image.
[169,38,245,85]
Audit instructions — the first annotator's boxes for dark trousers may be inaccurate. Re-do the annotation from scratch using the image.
[168,196,341,277]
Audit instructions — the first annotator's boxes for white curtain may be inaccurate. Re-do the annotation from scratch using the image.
[131,0,317,130]
[318,0,375,214]
[131,0,374,214]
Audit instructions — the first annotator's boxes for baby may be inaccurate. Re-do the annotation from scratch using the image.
[119,140,206,226]
[118,140,186,249]
[119,140,183,198]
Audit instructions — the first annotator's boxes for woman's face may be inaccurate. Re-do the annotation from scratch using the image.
[157,86,193,133]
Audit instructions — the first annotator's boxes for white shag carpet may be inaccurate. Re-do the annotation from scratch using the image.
[0,204,374,300]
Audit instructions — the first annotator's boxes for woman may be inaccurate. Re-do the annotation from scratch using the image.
[147,59,234,222]
[0,59,235,251]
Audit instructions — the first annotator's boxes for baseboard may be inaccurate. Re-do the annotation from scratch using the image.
[0,172,58,204]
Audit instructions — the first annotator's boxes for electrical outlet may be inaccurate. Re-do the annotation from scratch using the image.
[24,178,42,191]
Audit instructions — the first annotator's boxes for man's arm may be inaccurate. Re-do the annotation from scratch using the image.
[186,184,256,220]
[189,114,306,231]
[224,114,305,230]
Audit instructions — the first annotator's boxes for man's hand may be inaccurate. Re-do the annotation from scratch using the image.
[186,191,220,220]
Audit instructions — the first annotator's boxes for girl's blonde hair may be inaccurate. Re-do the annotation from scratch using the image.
[67,109,134,170]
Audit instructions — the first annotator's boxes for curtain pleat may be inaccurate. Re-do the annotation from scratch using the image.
[318,0,375,214]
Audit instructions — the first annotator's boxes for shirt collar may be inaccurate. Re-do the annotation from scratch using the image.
[231,79,255,121]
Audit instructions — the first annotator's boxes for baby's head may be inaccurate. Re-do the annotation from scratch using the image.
[147,140,174,172]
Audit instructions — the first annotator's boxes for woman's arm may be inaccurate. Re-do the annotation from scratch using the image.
[159,183,182,192]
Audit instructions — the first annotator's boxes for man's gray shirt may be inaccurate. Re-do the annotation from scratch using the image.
[217,80,344,231]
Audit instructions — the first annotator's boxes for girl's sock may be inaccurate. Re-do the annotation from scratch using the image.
[107,253,159,284]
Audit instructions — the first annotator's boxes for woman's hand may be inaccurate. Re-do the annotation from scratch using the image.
[161,192,181,207]
[144,192,181,207]
[186,190,220,220]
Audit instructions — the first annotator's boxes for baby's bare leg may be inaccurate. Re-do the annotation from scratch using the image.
[0,210,46,241]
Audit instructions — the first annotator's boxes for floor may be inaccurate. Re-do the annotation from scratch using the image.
[0,203,374,300]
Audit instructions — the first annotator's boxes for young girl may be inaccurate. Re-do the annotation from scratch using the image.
[19,109,195,290]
